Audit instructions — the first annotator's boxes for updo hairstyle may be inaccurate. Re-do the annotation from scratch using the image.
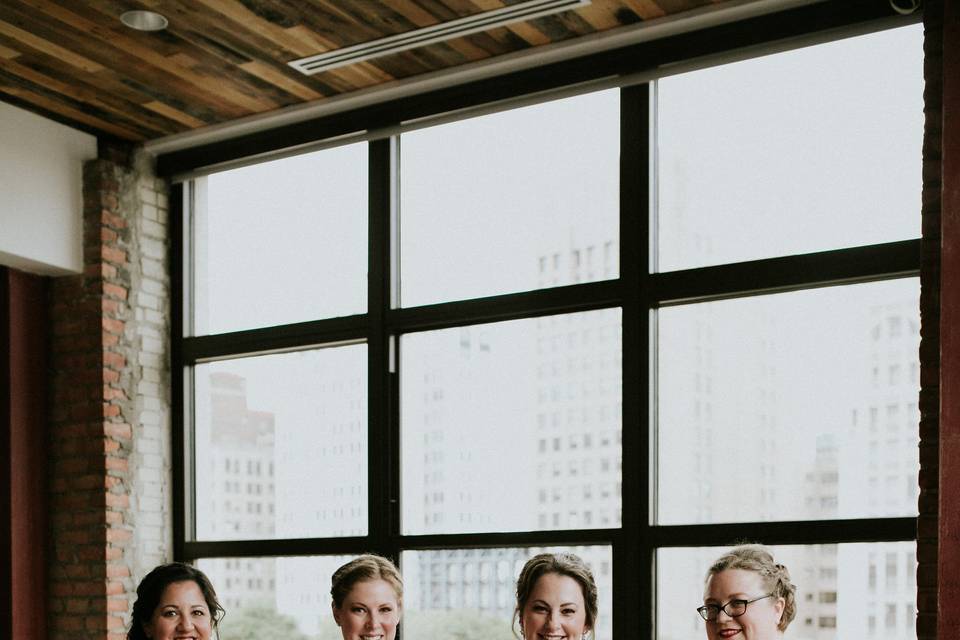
[330,554,403,609]
[513,552,598,639]
[705,544,797,631]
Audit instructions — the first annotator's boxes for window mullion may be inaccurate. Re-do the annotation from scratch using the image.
[617,82,652,640]
[368,137,398,560]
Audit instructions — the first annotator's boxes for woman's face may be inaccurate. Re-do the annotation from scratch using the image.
[520,572,590,640]
[702,569,784,640]
[333,578,402,640]
[143,580,212,640]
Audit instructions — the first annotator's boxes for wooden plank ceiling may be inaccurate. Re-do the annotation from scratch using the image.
[0,0,714,142]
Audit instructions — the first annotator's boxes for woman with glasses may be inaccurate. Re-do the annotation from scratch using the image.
[697,545,797,640]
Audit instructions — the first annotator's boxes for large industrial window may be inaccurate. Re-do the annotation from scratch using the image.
[174,21,923,640]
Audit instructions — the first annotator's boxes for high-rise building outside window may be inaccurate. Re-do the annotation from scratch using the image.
[174,16,922,640]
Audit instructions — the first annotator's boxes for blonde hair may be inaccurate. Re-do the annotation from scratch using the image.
[705,544,797,631]
[331,554,403,609]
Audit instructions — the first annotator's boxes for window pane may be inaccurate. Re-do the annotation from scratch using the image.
[400,90,619,307]
[403,546,612,640]
[657,542,917,640]
[197,555,350,639]
[193,143,367,335]
[656,278,919,524]
[656,25,922,271]
[401,310,622,534]
[194,345,367,540]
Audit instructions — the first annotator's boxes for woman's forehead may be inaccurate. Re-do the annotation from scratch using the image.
[704,568,765,598]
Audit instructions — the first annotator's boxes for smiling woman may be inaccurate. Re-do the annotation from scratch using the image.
[127,563,224,640]
[330,555,404,640]
[699,546,797,640]
[514,553,599,640]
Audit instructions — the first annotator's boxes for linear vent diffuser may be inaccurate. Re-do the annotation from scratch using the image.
[289,0,591,75]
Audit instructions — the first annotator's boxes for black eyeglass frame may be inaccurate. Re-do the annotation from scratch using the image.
[697,594,775,622]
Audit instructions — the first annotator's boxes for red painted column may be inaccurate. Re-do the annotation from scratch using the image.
[2,268,48,640]
[940,0,960,637]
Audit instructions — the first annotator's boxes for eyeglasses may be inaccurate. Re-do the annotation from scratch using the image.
[697,594,774,622]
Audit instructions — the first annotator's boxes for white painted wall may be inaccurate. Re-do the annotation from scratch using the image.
[0,102,97,275]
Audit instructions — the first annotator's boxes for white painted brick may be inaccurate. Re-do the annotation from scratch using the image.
[141,218,166,240]
[141,237,165,260]
[141,368,161,383]
[144,480,167,497]
[139,184,157,206]
[136,464,165,482]
[141,257,165,279]
[137,323,162,339]
[136,443,162,460]
[140,352,163,369]
[140,293,163,313]
[142,452,164,468]
[142,396,163,411]
[142,337,164,355]
[139,511,165,527]
[141,278,167,297]
[137,380,161,397]
[145,309,165,324]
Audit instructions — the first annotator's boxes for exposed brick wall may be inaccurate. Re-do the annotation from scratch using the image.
[918,3,942,640]
[48,152,171,640]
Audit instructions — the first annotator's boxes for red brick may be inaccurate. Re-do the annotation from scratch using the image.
[104,493,129,509]
[104,422,132,439]
[101,298,122,315]
[103,282,128,301]
[102,386,126,401]
[105,456,128,472]
[101,209,127,230]
[103,351,126,370]
[102,317,124,335]
[106,563,130,578]
[106,597,127,612]
[101,245,127,266]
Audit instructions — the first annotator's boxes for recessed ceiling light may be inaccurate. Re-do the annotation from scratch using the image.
[120,10,169,32]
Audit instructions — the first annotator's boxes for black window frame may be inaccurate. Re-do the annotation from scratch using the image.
[165,2,921,638]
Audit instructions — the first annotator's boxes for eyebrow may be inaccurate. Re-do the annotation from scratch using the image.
[532,600,579,607]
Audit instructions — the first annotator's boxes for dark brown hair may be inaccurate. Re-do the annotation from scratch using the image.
[128,562,224,640]
[513,552,598,639]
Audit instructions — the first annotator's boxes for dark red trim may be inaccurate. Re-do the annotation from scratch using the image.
[940,0,960,635]
[2,268,48,640]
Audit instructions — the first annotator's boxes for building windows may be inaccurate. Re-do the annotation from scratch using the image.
[175,17,921,640]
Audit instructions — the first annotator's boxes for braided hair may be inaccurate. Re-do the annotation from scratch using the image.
[705,545,797,631]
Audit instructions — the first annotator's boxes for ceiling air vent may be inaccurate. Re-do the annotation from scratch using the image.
[289,0,591,75]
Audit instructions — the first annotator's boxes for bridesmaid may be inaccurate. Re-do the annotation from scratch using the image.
[330,554,403,640]
[514,552,598,640]
[127,562,224,640]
